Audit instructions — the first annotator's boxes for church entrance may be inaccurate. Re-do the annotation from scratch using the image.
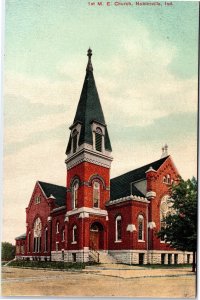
[89,222,104,250]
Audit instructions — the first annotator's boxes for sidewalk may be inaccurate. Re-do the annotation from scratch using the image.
[83,263,195,279]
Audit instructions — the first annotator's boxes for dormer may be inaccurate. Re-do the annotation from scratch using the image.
[91,120,106,153]
[68,121,82,155]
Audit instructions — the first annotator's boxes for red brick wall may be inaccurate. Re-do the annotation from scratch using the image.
[51,211,65,251]
[25,183,53,256]
[65,214,108,250]
[66,162,110,211]
[107,201,148,250]
[147,156,179,251]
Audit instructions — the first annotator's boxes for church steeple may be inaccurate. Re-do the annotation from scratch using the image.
[66,49,112,154]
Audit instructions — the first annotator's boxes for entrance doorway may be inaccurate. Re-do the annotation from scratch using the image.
[89,222,104,250]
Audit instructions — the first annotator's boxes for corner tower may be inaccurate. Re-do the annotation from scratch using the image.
[65,49,112,255]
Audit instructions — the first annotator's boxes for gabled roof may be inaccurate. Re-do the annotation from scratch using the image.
[15,233,26,240]
[110,156,169,200]
[66,49,112,153]
[38,181,66,207]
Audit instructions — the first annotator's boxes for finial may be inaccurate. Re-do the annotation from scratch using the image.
[161,144,169,158]
[86,48,93,72]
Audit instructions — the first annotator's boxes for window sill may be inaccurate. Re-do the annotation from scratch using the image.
[71,241,77,244]
[138,240,145,243]
[114,240,122,243]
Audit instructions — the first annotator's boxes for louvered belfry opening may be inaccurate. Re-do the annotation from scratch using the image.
[72,129,78,153]
[95,127,102,152]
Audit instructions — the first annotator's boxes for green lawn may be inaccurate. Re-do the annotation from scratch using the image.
[6,260,88,269]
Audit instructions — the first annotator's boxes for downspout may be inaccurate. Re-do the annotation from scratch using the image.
[82,215,84,263]
[146,203,149,264]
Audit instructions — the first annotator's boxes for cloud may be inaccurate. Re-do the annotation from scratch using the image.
[3,138,67,243]
[4,25,197,133]
[96,38,197,128]
[4,95,66,125]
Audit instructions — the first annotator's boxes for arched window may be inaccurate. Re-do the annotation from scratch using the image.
[160,195,171,242]
[56,221,59,233]
[163,176,166,183]
[72,181,79,209]
[167,174,171,184]
[93,181,100,208]
[33,217,42,253]
[72,129,78,153]
[35,195,41,204]
[95,127,103,152]
[115,215,122,241]
[138,215,144,241]
[45,228,48,252]
[72,225,78,243]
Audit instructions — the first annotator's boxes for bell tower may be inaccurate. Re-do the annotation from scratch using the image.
[65,49,112,256]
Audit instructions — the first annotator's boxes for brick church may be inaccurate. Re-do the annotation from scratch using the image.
[15,49,192,265]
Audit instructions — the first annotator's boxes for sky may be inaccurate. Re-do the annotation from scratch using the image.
[2,0,199,243]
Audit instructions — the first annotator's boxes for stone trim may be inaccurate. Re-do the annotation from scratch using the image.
[107,195,149,206]
[65,206,108,217]
[146,191,156,199]
[126,224,136,232]
[51,206,66,213]
[148,221,156,229]
[66,147,113,170]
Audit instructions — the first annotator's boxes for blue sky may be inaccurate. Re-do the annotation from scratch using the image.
[3,0,198,242]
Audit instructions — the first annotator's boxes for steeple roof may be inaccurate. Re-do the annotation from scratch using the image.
[66,49,112,153]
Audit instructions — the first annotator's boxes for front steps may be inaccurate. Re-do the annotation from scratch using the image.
[98,252,118,264]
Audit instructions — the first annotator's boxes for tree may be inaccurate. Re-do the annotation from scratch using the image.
[157,177,197,272]
[1,242,16,261]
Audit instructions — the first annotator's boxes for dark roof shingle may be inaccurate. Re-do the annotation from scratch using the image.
[38,181,66,207]
[110,156,169,200]
[15,233,26,240]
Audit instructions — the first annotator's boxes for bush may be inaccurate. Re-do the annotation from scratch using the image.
[1,242,16,261]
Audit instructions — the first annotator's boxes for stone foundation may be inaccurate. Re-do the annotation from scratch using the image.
[16,250,193,265]
[51,248,90,263]
[15,255,51,261]
[108,250,193,265]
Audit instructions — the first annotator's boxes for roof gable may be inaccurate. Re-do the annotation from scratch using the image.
[38,181,66,207]
[110,156,169,200]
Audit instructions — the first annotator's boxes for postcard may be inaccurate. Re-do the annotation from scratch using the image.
[2,0,198,298]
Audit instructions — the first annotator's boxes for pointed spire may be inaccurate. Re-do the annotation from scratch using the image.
[66,49,112,154]
[86,48,93,72]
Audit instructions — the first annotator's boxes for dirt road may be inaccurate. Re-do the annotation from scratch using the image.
[1,266,196,298]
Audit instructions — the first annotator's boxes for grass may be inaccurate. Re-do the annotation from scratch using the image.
[7,260,89,270]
